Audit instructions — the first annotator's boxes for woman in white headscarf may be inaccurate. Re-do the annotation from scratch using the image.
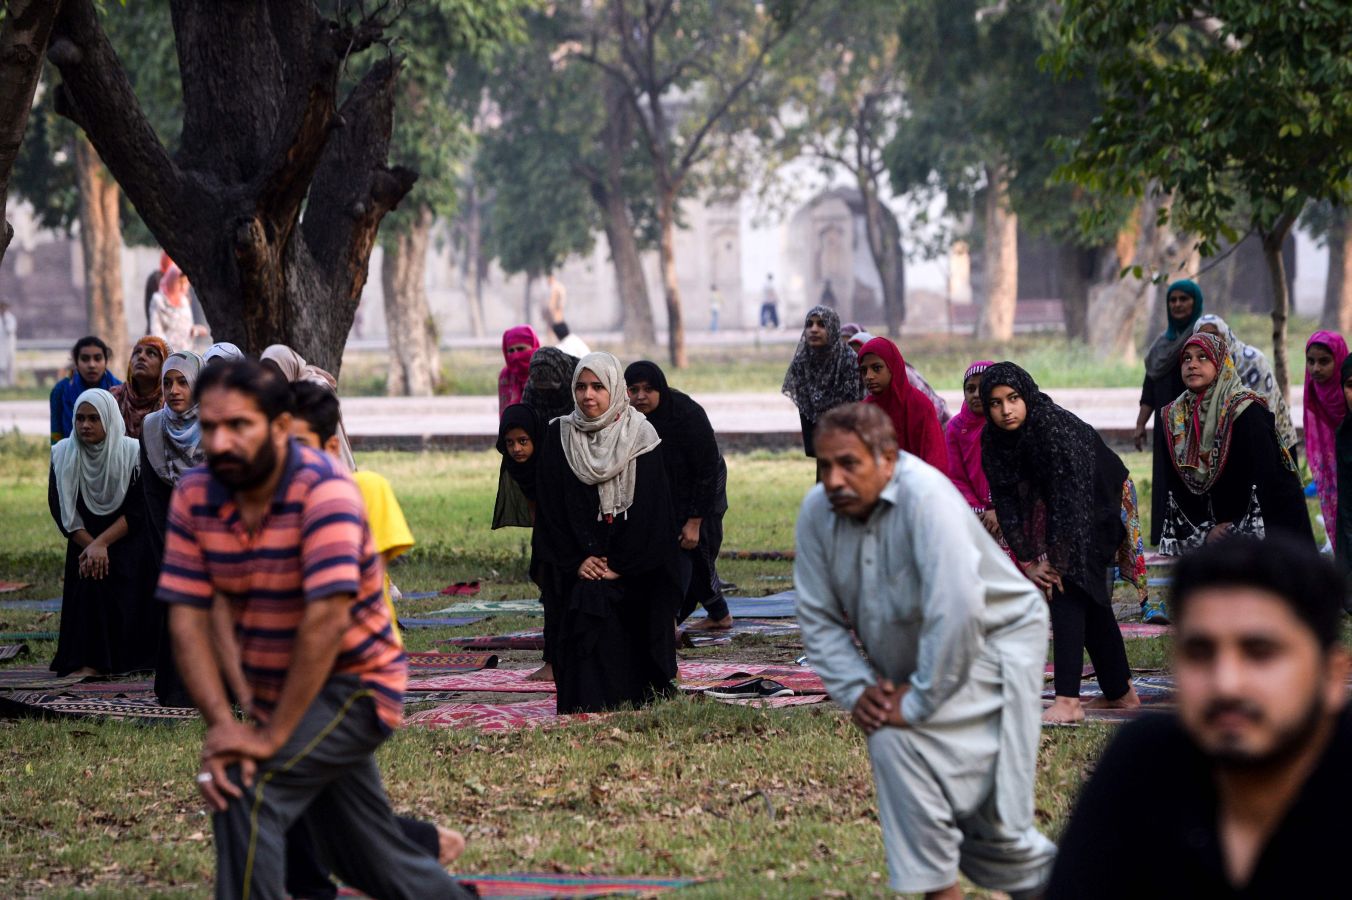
[48,388,154,676]
[531,351,681,713]
[136,351,203,705]
[260,344,356,470]
[202,342,245,366]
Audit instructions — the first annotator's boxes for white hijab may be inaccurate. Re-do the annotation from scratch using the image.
[559,352,660,519]
[202,342,245,365]
[51,388,141,532]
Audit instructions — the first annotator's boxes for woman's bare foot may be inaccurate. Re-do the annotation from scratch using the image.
[1042,696,1085,724]
[686,615,734,632]
[69,667,101,678]
[1086,684,1141,710]
[436,825,466,866]
[525,662,554,683]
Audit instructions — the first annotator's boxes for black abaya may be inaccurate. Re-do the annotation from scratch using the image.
[1141,368,1185,545]
[134,441,191,705]
[532,420,681,713]
[48,466,157,676]
[1162,404,1314,549]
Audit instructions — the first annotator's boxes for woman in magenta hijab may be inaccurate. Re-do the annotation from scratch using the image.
[499,325,541,415]
[945,362,996,509]
[1305,331,1349,546]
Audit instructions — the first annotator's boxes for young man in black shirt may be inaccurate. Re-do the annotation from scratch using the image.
[1049,534,1350,898]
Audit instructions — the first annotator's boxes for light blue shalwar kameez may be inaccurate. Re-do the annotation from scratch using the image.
[795,452,1056,895]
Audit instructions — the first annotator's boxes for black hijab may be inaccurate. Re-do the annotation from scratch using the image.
[522,347,580,423]
[497,403,544,501]
[980,362,1127,597]
[624,359,727,521]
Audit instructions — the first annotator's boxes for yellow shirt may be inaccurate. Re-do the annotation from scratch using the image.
[354,470,414,645]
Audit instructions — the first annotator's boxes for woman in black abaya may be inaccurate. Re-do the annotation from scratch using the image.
[532,352,681,713]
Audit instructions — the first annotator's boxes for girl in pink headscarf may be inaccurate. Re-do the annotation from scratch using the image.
[498,325,540,415]
[1305,331,1349,546]
[945,361,996,512]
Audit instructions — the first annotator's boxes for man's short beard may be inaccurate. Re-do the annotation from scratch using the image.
[207,436,280,491]
[1206,687,1328,772]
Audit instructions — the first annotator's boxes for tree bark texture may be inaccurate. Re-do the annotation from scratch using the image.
[1321,206,1352,333]
[381,204,439,397]
[47,0,415,375]
[1087,192,1191,362]
[1056,243,1093,343]
[462,181,485,339]
[592,77,655,347]
[0,0,62,266]
[73,135,125,353]
[1263,213,1299,404]
[657,188,687,369]
[859,177,906,336]
[977,160,1018,342]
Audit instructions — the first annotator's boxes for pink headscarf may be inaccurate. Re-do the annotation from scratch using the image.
[1305,331,1349,544]
[498,325,540,415]
[944,361,996,509]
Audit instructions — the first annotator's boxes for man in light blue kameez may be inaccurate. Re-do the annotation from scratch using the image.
[795,403,1056,899]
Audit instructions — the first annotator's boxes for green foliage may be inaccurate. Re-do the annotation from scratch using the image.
[1050,0,1352,251]
[883,0,1133,250]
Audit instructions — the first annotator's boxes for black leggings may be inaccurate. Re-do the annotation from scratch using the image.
[1050,578,1132,700]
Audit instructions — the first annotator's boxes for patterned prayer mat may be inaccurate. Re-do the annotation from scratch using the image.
[0,643,29,661]
[340,873,699,898]
[0,632,59,641]
[0,667,87,690]
[718,549,794,561]
[678,667,823,694]
[689,591,798,619]
[433,599,545,616]
[405,651,499,673]
[0,597,62,611]
[403,697,603,732]
[397,616,488,630]
[442,631,547,651]
[0,581,31,593]
[1143,552,1178,567]
[0,691,198,722]
[1042,675,1176,705]
[1043,663,1096,682]
[409,661,817,695]
[708,694,828,708]
[678,618,800,647]
[1118,623,1171,639]
[407,668,556,693]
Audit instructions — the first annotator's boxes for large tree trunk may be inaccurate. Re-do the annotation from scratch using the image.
[1088,191,1191,361]
[1263,212,1299,403]
[1321,206,1352,333]
[381,204,438,396]
[0,0,62,265]
[73,135,125,353]
[461,180,485,338]
[48,0,415,376]
[657,186,687,368]
[594,76,655,347]
[977,160,1017,342]
[859,177,906,336]
[1057,243,1091,343]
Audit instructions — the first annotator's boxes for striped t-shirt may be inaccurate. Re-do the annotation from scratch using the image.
[157,440,406,732]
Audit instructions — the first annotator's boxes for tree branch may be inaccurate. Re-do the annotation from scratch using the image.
[50,0,189,255]
[0,0,62,266]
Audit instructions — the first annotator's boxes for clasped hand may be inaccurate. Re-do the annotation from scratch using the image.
[195,720,280,811]
[77,541,109,580]
[578,555,620,581]
[851,679,909,734]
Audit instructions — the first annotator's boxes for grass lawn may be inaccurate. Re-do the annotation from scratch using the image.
[0,440,1252,897]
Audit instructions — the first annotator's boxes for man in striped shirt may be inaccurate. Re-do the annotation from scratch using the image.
[158,360,471,900]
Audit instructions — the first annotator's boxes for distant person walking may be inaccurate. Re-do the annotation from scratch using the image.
[819,279,838,309]
[0,301,16,388]
[759,273,780,329]
[546,273,567,329]
[709,285,722,332]
[148,265,205,350]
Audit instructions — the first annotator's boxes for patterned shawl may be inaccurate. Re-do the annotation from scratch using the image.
[980,362,1121,589]
[560,352,661,519]
[109,335,169,438]
[1193,314,1296,449]
[1161,333,1265,495]
[781,305,864,423]
[522,347,581,423]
